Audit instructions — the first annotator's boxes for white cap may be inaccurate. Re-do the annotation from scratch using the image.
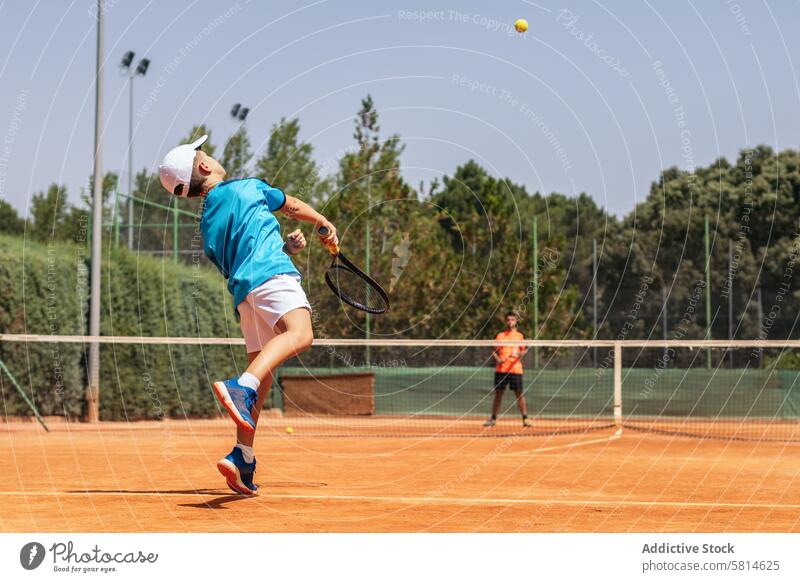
[158,135,208,197]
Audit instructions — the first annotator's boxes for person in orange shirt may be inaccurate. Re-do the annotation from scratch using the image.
[484,311,532,427]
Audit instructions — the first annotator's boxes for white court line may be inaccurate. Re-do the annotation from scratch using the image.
[0,490,797,510]
[501,430,622,457]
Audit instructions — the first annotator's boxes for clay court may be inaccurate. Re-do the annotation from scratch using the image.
[1,419,798,532]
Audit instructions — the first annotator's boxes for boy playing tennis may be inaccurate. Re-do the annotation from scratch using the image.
[159,135,337,495]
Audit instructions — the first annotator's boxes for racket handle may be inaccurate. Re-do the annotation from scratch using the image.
[318,226,339,255]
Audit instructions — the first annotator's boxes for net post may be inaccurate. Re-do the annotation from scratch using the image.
[613,341,622,428]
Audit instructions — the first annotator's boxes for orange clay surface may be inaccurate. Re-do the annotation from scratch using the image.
[1,419,798,532]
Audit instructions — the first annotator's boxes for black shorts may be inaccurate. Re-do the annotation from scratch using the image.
[494,372,523,392]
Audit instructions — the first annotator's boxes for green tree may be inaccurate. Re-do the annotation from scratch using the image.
[0,199,26,234]
[593,146,800,361]
[181,124,217,158]
[255,118,329,202]
[79,171,120,215]
[431,160,586,339]
[433,160,514,255]
[220,125,252,179]
[293,95,449,341]
[30,184,70,241]
[324,96,415,334]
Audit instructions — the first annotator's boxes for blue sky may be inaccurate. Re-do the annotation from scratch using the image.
[0,0,798,217]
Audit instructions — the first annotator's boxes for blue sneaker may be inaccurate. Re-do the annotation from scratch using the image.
[217,447,258,495]
[212,378,257,433]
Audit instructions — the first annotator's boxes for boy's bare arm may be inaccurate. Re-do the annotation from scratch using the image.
[280,195,337,245]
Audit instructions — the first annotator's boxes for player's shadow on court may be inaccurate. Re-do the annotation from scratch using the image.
[68,489,256,509]
[176,481,327,510]
[70,482,325,510]
[178,494,256,510]
[71,488,228,495]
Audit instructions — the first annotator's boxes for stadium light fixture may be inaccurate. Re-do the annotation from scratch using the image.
[121,51,151,249]
[229,104,251,178]
[135,58,150,76]
[121,50,134,68]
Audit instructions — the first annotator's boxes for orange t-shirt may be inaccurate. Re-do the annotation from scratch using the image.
[495,329,524,374]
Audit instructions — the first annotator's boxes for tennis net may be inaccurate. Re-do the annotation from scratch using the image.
[1,335,799,441]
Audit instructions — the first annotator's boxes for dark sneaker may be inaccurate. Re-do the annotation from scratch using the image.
[217,447,258,495]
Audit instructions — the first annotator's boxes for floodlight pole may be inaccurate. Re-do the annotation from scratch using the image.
[592,238,598,367]
[532,216,539,368]
[365,160,371,367]
[239,119,245,176]
[728,239,734,368]
[662,285,668,363]
[87,0,104,423]
[127,73,134,248]
[756,288,763,368]
[704,214,712,369]
[122,54,148,248]
[229,104,249,178]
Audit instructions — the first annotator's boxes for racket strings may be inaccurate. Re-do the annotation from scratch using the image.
[326,265,388,313]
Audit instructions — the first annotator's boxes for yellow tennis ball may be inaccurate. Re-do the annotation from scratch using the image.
[514,18,528,33]
[285,426,294,434]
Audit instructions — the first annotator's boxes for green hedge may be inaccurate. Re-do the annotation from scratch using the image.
[0,234,87,417]
[0,234,247,420]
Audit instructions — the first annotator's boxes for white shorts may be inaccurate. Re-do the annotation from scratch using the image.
[238,274,312,353]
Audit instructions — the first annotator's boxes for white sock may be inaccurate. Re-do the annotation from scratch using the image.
[236,443,255,463]
[238,372,260,391]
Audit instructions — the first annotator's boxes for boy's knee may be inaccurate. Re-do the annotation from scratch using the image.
[295,328,313,352]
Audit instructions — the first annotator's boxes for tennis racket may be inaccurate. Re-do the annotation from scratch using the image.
[318,226,389,314]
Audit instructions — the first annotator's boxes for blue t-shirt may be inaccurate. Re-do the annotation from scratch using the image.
[200,178,300,311]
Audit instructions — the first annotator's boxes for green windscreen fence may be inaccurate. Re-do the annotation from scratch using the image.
[278,367,614,417]
[622,369,800,419]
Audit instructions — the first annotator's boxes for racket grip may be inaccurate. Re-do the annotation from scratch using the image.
[318,226,339,255]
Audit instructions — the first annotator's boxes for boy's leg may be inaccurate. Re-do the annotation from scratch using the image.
[218,354,272,495]
[512,374,531,426]
[245,307,313,383]
[216,291,312,494]
[485,372,505,426]
[214,277,312,433]
[515,390,529,417]
[236,350,273,448]
[236,308,311,440]
[491,389,504,418]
